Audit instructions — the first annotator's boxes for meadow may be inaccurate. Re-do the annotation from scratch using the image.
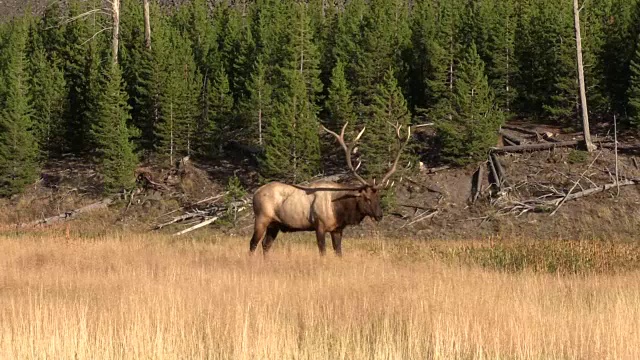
[0,229,639,359]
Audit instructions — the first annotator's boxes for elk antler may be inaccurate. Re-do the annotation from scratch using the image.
[322,122,369,186]
[375,122,412,189]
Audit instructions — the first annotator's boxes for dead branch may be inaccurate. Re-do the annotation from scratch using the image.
[549,151,602,216]
[153,197,250,233]
[173,217,220,236]
[156,193,227,220]
[614,115,620,197]
[398,203,436,211]
[499,179,638,216]
[552,180,637,204]
[401,210,439,228]
[413,123,434,128]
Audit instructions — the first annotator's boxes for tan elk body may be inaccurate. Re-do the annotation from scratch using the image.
[249,122,411,256]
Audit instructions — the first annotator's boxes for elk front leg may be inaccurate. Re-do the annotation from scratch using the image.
[331,230,343,257]
[315,229,327,256]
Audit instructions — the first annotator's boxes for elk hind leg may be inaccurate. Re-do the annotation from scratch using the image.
[331,230,343,257]
[262,225,280,254]
[316,229,327,256]
[249,217,269,253]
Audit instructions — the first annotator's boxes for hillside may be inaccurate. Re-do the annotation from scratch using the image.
[3,120,640,242]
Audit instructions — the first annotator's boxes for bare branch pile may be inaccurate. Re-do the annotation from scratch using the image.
[153,194,251,236]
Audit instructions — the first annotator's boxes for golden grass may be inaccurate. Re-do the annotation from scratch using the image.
[0,231,639,359]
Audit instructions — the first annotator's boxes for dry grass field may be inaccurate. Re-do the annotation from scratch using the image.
[0,229,639,359]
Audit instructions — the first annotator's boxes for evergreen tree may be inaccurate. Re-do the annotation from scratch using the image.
[469,0,517,114]
[119,0,153,153]
[627,33,640,126]
[325,60,356,130]
[436,43,504,165]
[241,57,273,146]
[352,0,410,119]
[188,0,218,75]
[261,70,321,182]
[91,64,138,193]
[0,21,39,196]
[155,27,201,165]
[424,0,464,123]
[331,0,366,90]
[38,1,66,61]
[197,66,233,157]
[61,0,109,154]
[290,1,323,106]
[359,68,412,179]
[26,25,67,158]
[541,1,579,123]
[407,0,438,111]
[602,0,637,118]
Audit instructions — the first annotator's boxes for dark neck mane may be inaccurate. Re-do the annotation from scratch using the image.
[332,194,366,228]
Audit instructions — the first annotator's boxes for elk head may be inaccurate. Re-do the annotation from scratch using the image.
[322,121,411,221]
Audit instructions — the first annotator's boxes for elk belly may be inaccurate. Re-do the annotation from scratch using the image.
[274,195,314,230]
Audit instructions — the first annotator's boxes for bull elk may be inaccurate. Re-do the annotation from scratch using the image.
[249,122,411,256]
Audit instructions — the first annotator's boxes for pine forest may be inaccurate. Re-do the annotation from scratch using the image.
[1,0,639,195]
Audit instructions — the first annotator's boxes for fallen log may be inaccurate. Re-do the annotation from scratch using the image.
[490,153,510,188]
[491,140,580,154]
[542,132,561,143]
[23,197,115,227]
[549,180,637,206]
[499,129,524,145]
[598,143,640,151]
[501,125,540,136]
[427,165,451,174]
[487,154,500,191]
[502,137,517,146]
[472,164,484,203]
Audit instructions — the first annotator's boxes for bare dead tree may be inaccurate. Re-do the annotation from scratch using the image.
[573,0,595,152]
[143,0,151,49]
[111,0,121,64]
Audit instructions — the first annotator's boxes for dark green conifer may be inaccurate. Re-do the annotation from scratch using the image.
[91,64,138,193]
[437,43,504,165]
[0,20,39,196]
[26,25,67,158]
[360,68,412,179]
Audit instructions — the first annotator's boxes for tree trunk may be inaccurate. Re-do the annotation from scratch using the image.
[573,0,595,152]
[143,0,151,49]
[112,0,120,65]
